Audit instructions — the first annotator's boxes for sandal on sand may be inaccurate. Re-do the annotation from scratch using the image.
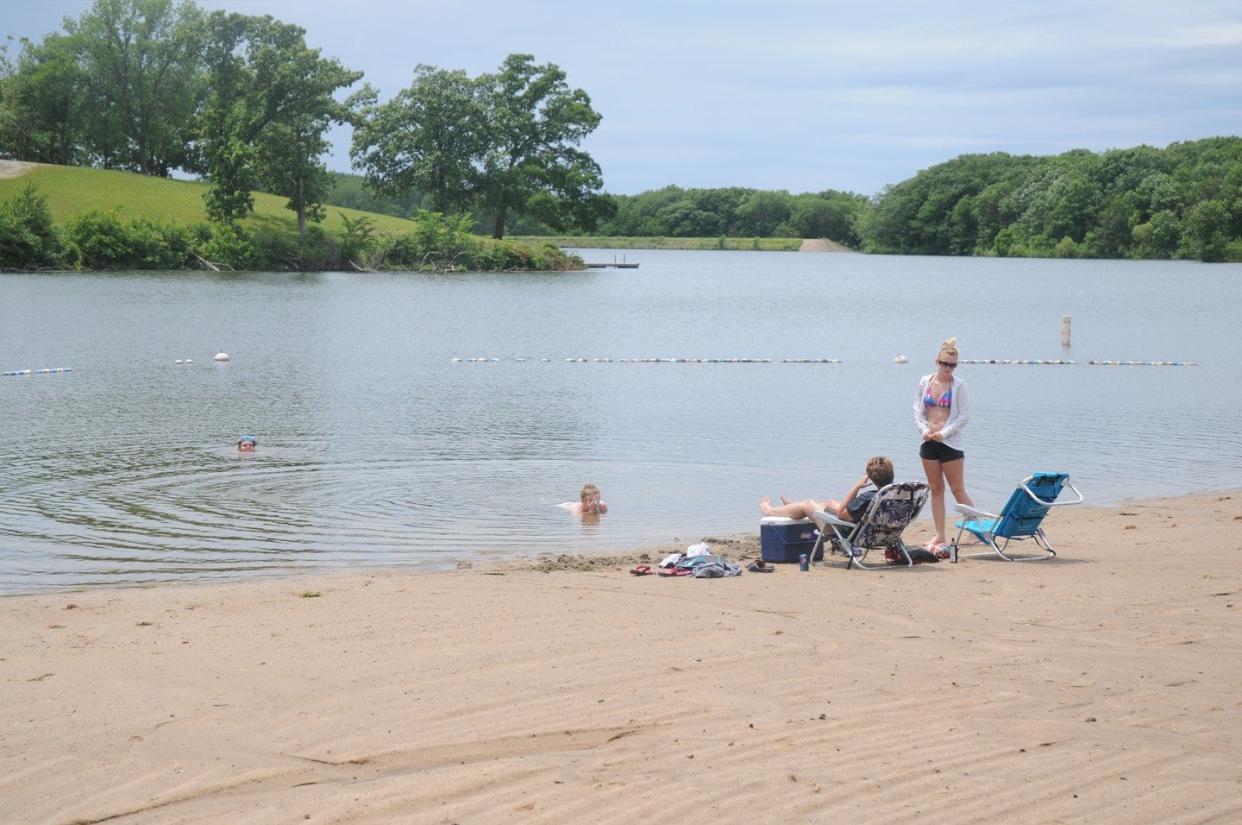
[630,565,653,576]
[747,560,774,573]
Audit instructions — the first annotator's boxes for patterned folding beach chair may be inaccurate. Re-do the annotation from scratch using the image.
[809,481,930,570]
[953,472,1083,561]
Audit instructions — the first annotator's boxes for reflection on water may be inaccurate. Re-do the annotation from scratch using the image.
[2,255,1242,592]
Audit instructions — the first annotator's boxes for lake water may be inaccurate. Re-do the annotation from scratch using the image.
[3,251,1241,592]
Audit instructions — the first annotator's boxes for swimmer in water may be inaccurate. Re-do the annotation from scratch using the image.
[237,435,257,452]
[559,483,607,515]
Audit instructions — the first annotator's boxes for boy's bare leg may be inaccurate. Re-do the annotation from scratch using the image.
[761,497,827,519]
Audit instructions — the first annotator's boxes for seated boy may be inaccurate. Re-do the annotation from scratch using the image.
[759,456,893,523]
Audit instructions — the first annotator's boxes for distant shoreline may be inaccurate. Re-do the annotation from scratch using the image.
[513,234,809,251]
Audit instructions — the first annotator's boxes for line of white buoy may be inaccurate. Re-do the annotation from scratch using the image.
[450,357,1198,366]
[960,359,1077,365]
[1088,360,1197,366]
[3,367,72,376]
[451,357,841,364]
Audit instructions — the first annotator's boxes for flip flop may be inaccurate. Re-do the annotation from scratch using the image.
[630,565,653,576]
[747,560,774,573]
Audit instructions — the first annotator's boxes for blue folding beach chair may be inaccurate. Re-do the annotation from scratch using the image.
[810,481,929,570]
[953,472,1083,561]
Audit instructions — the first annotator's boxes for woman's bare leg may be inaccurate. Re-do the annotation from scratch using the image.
[942,458,973,507]
[922,458,947,544]
[941,458,974,543]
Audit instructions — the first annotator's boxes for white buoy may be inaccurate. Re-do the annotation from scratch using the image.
[214,352,230,362]
[894,355,908,364]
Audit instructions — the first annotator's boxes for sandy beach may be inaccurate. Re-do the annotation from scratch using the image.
[2,493,1241,824]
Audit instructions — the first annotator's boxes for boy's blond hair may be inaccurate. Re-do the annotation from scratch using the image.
[580,483,600,503]
[866,456,894,488]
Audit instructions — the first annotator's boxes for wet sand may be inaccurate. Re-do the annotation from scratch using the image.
[2,493,1240,824]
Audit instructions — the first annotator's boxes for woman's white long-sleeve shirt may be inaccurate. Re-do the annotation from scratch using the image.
[913,373,971,452]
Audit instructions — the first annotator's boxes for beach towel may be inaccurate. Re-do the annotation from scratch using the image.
[675,554,722,570]
[692,559,743,578]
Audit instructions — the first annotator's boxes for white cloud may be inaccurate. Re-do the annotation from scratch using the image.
[1165,22,1242,47]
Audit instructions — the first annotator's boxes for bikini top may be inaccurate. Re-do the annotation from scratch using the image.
[923,385,952,408]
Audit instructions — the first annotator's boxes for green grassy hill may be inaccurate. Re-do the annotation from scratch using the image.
[0,162,417,236]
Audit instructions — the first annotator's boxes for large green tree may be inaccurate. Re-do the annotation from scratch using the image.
[475,54,610,239]
[66,0,206,175]
[0,34,89,165]
[197,12,360,233]
[351,53,611,239]
[349,66,483,214]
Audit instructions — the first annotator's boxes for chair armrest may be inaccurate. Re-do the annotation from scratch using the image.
[811,509,851,530]
[1020,479,1085,507]
[954,503,998,520]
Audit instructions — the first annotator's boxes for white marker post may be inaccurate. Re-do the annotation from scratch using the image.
[1061,315,1072,348]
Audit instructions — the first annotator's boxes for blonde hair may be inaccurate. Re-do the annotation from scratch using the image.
[866,456,894,487]
[579,483,600,503]
[937,337,959,359]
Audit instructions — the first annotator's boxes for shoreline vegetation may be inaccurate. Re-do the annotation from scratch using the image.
[0,163,584,273]
[512,234,805,251]
[4,492,1241,822]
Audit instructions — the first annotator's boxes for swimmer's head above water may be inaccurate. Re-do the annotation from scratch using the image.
[579,483,606,514]
[237,435,257,452]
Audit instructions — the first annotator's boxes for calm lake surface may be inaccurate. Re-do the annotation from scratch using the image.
[3,251,1241,592]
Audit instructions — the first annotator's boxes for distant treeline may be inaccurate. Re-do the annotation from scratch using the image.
[861,137,1242,262]
[325,136,1242,262]
[324,176,868,246]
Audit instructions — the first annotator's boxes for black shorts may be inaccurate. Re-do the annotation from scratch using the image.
[920,440,964,462]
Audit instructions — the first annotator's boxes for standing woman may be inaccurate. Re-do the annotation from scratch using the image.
[914,337,974,550]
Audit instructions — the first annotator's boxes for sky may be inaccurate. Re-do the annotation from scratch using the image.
[5,0,1242,196]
